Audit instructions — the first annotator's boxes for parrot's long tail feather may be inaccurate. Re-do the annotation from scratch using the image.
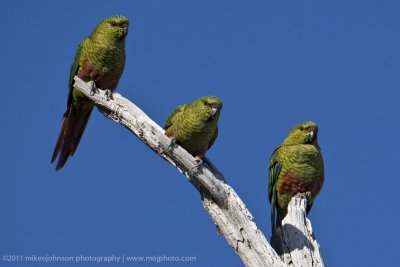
[51,104,93,171]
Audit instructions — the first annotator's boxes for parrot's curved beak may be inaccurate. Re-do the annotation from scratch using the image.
[308,130,317,143]
[211,107,218,119]
[120,22,129,37]
[122,28,128,37]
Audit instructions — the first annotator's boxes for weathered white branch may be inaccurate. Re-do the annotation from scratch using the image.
[271,193,325,267]
[73,76,324,267]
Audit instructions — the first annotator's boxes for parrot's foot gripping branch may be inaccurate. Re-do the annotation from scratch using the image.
[88,81,99,96]
[194,156,203,165]
[104,89,113,101]
[190,156,204,174]
[167,137,178,152]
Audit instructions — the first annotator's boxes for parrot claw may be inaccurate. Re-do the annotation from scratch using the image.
[304,191,312,202]
[189,156,204,174]
[192,156,203,171]
[88,81,99,96]
[194,156,203,165]
[104,89,113,101]
[167,137,177,150]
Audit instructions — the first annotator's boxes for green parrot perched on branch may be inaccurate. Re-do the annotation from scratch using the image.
[268,121,324,232]
[51,16,129,171]
[163,96,223,159]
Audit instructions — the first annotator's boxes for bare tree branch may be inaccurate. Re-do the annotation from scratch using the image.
[271,193,325,267]
[73,76,324,267]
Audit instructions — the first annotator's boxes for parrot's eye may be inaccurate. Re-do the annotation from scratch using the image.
[299,126,305,131]
[111,21,117,26]
[203,101,210,106]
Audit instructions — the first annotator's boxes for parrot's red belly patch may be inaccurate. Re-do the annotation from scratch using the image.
[79,62,100,82]
[278,172,323,195]
[78,61,122,90]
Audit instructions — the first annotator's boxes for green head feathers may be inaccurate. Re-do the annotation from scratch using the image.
[191,96,223,121]
[283,121,319,146]
[92,16,129,40]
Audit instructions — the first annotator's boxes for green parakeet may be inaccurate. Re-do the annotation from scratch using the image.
[268,121,324,231]
[163,96,223,158]
[51,16,129,171]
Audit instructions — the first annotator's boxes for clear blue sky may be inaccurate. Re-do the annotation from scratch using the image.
[1,1,399,266]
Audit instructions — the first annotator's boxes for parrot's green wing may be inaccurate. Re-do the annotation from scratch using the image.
[208,126,218,149]
[67,40,85,108]
[268,146,282,232]
[163,104,185,130]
